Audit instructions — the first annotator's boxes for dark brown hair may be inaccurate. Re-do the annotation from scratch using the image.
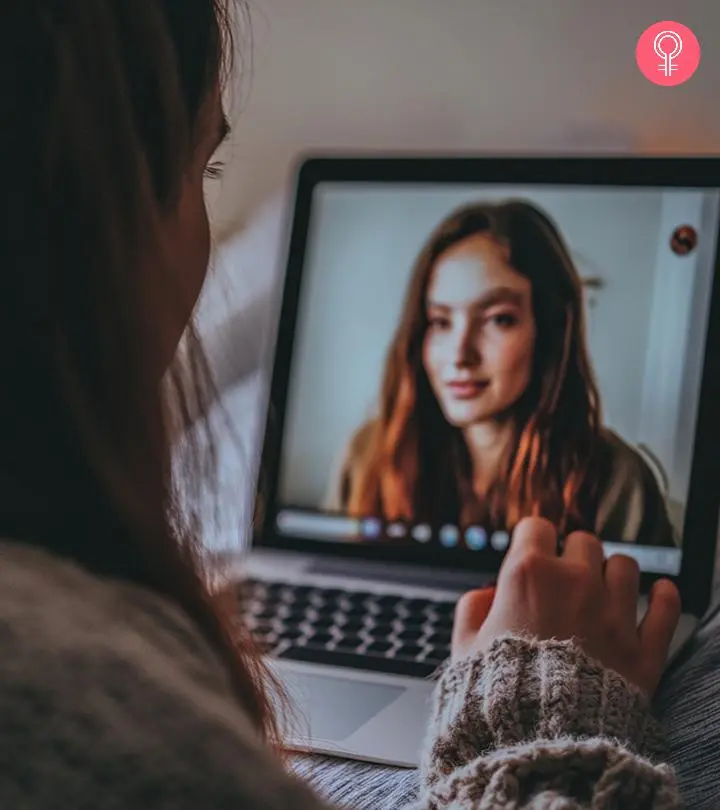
[348,200,604,534]
[0,0,279,743]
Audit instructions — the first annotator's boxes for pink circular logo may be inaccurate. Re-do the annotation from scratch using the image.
[636,21,701,86]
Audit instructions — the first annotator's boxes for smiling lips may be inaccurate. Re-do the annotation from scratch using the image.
[445,380,489,400]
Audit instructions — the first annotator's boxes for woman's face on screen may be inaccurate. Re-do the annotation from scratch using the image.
[422,234,536,427]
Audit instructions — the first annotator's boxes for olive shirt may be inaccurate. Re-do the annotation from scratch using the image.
[325,423,678,547]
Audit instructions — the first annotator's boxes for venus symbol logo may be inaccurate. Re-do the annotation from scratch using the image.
[636,21,700,86]
[654,30,683,77]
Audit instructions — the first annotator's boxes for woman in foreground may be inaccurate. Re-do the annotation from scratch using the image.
[0,1,684,808]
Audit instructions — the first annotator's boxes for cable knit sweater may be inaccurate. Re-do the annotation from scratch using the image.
[0,541,682,809]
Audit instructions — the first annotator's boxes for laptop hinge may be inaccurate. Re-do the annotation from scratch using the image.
[306,557,495,592]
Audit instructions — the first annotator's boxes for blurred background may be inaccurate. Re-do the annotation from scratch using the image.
[192,0,720,549]
[206,0,720,235]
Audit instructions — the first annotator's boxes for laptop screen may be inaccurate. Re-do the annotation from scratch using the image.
[271,181,720,576]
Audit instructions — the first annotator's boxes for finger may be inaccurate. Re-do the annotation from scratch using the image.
[638,579,682,680]
[506,517,557,563]
[604,554,641,621]
[562,530,605,574]
[453,587,496,650]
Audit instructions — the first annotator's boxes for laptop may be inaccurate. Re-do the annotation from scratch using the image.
[236,156,720,768]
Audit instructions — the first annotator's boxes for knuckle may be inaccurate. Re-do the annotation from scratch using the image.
[565,530,601,550]
[512,517,557,551]
[515,515,555,536]
[565,560,593,587]
[511,550,549,580]
[656,580,682,610]
[610,553,640,577]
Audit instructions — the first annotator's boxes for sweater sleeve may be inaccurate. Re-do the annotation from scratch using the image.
[0,544,683,810]
[408,635,681,810]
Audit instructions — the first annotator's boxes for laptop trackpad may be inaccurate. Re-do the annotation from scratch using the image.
[281,671,405,741]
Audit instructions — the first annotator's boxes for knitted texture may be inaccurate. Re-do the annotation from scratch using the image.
[0,543,684,810]
[412,636,681,809]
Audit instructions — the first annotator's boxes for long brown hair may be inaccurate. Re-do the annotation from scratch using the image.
[0,1,279,743]
[348,200,604,534]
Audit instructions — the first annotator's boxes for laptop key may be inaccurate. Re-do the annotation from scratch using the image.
[427,646,451,663]
[278,627,305,641]
[344,604,370,620]
[429,616,454,633]
[368,622,395,641]
[396,627,425,642]
[251,620,276,637]
[395,643,424,660]
[372,608,402,624]
[374,595,403,609]
[255,606,280,621]
[318,588,346,600]
[289,585,314,597]
[426,630,452,647]
[405,598,433,613]
[365,640,394,655]
[339,616,367,634]
[305,630,334,646]
[346,591,375,604]
[334,642,363,654]
[309,615,337,630]
[278,645,440,678]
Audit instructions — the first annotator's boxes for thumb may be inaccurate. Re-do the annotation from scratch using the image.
[453,587,496,651]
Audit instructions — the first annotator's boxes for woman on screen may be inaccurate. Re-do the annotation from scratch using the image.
[327,200,677,547]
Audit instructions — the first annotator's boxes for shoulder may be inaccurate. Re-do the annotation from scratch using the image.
[325,419,378,511]
[334,418,378,487]
[595,431,675,545]
[0,541,320,809]
[345,419,378,466]
[599,429,666,498]
[0,540,234,696]
[600,429,653,478]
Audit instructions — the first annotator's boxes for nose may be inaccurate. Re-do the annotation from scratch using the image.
[452,320,480,368]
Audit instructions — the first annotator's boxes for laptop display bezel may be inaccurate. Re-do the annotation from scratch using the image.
[252,155,720,617]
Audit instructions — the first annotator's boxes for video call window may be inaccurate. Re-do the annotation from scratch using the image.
[277,184,720,553]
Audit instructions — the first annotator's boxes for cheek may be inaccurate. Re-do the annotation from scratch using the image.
[493,327,535,376]
[422,333,443,383]
[175,182,211,307]
[188,185,211,274]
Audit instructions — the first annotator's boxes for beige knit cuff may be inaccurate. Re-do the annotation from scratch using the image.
[424,635,667,778]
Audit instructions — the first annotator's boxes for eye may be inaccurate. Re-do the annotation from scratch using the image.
[428,314,451,330]
[204,161,225,180]
[489,312,518,329]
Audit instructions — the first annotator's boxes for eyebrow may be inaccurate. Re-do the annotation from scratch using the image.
[427,286,525,312]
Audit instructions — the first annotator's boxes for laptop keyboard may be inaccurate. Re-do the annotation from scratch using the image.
[237,579,457,679]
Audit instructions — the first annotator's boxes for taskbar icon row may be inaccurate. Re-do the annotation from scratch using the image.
[359,517,511,552]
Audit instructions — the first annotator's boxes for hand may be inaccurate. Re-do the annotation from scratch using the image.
[452,517,682,696]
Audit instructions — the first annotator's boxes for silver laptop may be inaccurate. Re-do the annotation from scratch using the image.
[237,156,720,768]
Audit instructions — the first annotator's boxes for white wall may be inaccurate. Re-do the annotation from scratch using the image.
[639,192,719,507]
[207,0,720,236]
[276,186,695,509]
